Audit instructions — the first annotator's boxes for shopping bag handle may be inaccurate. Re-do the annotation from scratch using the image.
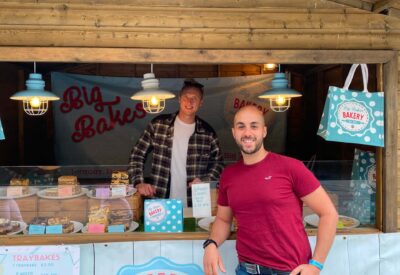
[343,64,369,93]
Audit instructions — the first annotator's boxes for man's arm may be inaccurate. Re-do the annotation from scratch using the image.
[203,205,233,275]
[291,186,338,275]
[128,122,154,189]
[204,135,224,182]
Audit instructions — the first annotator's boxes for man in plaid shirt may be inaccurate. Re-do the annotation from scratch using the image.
[129,79,224,206]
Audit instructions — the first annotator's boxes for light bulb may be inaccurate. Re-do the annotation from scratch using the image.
[29,97,41,108]
[275,96,287,106]
[264,63,277,70]
[150,96,159,106]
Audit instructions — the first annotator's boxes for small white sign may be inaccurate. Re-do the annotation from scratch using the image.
[111,185,126,197]
[191,183,212,218]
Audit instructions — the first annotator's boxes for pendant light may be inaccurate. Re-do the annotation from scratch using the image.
[131,64,175,114]
[10,62,60,116]
[258,65,302,112]
[263,63,277,70]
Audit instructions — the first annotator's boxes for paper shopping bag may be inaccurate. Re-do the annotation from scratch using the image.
[317,64,384,147]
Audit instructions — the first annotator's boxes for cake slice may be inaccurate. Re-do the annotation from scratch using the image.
[58,176,77,185]
[111,171,129,185]
[88,206,110,227]
[9,178,30,194]
[109,209,133,230]
[48,216,74,233]
[30,217,49,226]
[57,175,81,195]
[0,218,12,235]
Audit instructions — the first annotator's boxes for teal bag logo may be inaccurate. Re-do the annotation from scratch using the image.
[317,64,384,147]
[337,101,370,132]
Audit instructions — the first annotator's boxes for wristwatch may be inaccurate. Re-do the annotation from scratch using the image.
[203,239,218,249]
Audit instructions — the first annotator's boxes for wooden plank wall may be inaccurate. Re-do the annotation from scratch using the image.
[0,2,399,50]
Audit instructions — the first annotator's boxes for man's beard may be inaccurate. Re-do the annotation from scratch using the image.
[237,138,263,155]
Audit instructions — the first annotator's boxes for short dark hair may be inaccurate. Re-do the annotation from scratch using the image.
[180,79,204,98]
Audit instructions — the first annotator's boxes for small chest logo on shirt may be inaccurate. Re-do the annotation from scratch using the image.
[264,176,272,180]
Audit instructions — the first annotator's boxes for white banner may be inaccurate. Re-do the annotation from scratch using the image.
[51,72,285,165]
[0,245,80,275]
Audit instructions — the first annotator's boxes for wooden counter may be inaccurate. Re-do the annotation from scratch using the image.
[0,228,381,246]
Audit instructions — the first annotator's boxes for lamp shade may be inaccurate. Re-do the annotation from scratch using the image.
[258,73,302,112]
[131,73,175,114]
[10,73,59,116]
[10,73,59,101]
[258,73,302,99]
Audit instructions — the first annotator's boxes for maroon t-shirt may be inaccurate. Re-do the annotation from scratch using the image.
[218,152,320,271]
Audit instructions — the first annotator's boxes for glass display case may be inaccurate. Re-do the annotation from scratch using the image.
[0,160,377,238]
[0,186,142,235]
[303,159,376,228]
[0,165,222,237]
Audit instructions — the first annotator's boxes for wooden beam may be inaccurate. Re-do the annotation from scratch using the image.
[383,52,398,232]
[373,0,400,13]
[327,0,373,11]
[0,3,399,49]
[0,5,389,29]
[0,0,362,9]
[388,8,400,18]
[0,48,395,64]
[0,29,399,49]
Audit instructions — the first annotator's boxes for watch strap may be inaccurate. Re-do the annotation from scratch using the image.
[203,239,218,249]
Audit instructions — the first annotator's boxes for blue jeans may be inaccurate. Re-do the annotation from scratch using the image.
[235,263,291,275]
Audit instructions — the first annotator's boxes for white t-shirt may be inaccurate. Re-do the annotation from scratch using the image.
[170,116,195,207]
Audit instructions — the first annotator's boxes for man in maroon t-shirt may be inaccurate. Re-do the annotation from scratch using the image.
[203,106,338,275]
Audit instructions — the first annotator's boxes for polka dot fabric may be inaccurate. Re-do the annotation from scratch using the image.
[346,148,376,225]
[144,199,183,233]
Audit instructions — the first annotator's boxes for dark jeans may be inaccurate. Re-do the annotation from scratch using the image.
[235,263,291,275]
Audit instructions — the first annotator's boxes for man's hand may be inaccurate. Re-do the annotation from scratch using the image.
[203,244,225,275]
[188,177,202,188]
[290,264,320,275]
[136,183,156,197]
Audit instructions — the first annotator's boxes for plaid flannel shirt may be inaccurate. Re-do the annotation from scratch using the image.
[128,112,224,205]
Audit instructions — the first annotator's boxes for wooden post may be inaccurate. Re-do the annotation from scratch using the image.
[376,63,383,231]
[383,53,398,232]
